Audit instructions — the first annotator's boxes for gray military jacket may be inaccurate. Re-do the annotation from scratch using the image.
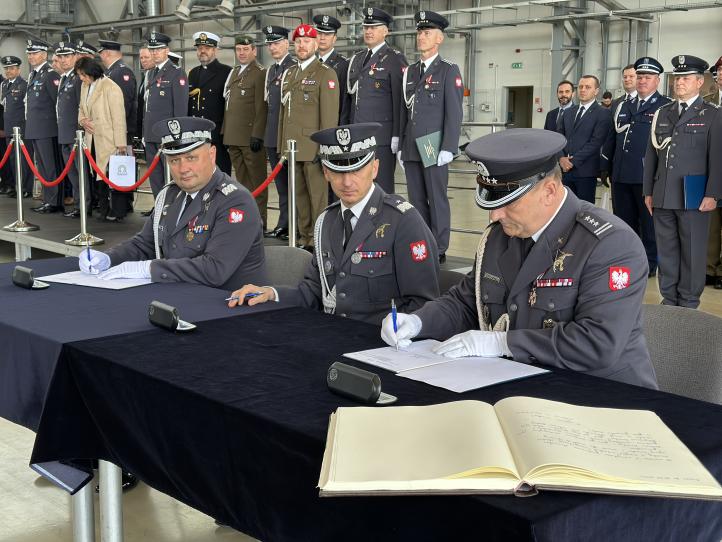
[263,54,295,148]
[25,62,60,139]
[2,77,27,134]
[143,60,189,143]
[107,168,267,290]
[277,185,440,325]
[56,70,82,145]
[414,190,658,389]
[643,97,722,209]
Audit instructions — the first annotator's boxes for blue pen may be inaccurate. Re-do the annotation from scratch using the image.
[86,245,92,273]
[225,292,263,302]
[391,298,398,351]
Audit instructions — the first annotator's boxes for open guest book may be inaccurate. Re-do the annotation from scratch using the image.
[318,396,722,500]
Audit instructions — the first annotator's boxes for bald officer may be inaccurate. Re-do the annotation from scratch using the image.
[188,31,232,175]
[644,55,722,308]
[222,35,268,226]
[229,122,440,325]
[400,11,463,264]
[80,117,267,289]
[143,32,189,199]
[26,39,62,213]
[347,7,407,194]
[278,24,339,249]
[383,129,658,389]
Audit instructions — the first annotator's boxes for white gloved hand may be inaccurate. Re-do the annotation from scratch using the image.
[78,249,111,275]
[99,260,152,280]
[433,330,511,358]
[396,151,404,171]
[390,136,399,154]
[437,150,454,167]
[381,312,422,349]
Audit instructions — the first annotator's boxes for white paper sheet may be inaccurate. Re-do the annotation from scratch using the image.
[37,270,152,290]
[344,339,548,393]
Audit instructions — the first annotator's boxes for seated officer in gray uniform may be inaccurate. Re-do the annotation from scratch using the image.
[79,117,267,289]
[382,129,658,389]
[229,122,440,325]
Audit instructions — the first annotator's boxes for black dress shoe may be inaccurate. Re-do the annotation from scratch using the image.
[32,203,60,213]
[22,191,32,198]
[6,189,17,198]
[0,186,9,194]
[648,268,657,278]
[706,274,716,286]
[140,209,153,217]
[715,277,722,290]
[104,215,124,223]
[439,253,446,264]
[63,209,81,218]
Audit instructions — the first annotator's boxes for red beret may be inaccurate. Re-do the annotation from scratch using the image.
[292,24,317,40]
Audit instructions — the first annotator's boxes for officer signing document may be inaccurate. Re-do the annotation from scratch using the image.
[79,116,267,289]
[382,129,658,389]
[229,122,440,325]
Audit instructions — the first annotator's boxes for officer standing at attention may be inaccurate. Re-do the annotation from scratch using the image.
[221,35,268,225]
[704,57,722,289]
[314,14,350,125]
[278,23,339,250]
[188,31,232,175]
[382,129,658,389]
[143,32,189,201]
[98,39,137,220]
[79,117,267,288]
[53,42,84,218]
[643,55,722,308]
[399,11,463,265]
[604,57,671,278]
[26,39,62,213]
[229,122,440,326]
[0,56,32,199]
[262,25,294,240]
[347,7,407,195]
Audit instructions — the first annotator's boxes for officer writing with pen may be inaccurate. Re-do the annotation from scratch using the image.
[79,116,267,289]
[228,122,439,325]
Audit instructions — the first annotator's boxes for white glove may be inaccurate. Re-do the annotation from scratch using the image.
[99,260,152,280]
[381,313,422,349]
[433,330,511,358]
[437,150,454,167]
[390,136,399,154]
[79,249,111,275]
[396,151,404,171]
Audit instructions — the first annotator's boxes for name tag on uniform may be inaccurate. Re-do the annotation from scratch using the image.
[301,79,317,85]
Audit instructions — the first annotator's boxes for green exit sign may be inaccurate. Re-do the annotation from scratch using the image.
[511,62,523,69]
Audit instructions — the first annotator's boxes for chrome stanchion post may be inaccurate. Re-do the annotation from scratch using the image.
[72,481,96,542]
[98,460,123,542]
[66,130,103,246]
[3,127,39,232]
[287,139,297,248]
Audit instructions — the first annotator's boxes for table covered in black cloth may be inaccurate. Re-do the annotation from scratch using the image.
[0,258,283,430]
[29,307,722,541]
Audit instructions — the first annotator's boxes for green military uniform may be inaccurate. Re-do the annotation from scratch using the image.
[222,58,268,224]
[278,57,339,246]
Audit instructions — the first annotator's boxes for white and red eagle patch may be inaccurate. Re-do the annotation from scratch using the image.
[455,76,463,88]
[328,80,336,89]
[123,74,130,81]
[609,266,630,290]
[179,78,186,86]
[410,240,428,262]
[228,209,245,224]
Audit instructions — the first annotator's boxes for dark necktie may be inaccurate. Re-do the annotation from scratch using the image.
[573,105,586,126]
[626,94,632,101]
[419,62,426,81]
[29,70,36,85]
[151,67,159,80]
[362,49,372,67]
[342,209,354,250]
[637,98,645,111]
[177,193,193,225]
[59,75,66,91]
[556,108,565,131]
[521,237,535,260]
[679,101,688,116]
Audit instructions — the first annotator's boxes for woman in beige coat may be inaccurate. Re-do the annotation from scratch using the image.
[76,57,128,221]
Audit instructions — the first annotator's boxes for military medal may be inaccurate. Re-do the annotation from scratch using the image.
[186,231,194,241]
[552,250,572,273]
[543,318,555,329]
[351,253,362,264]
[528,287,537,307]
[324,260,332,273]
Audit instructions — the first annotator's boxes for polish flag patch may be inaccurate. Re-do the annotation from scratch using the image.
[455,76,463,88]
[179,78,186,86]
[123,74,130,81]
[328,80,336,89]
[53,79,59,86]
[410,240,428,262]
[609,266,630,291]
[401,66,408,74]
[228,208,245,224]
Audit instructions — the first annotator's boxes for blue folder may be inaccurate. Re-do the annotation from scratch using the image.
[683,175,707,210]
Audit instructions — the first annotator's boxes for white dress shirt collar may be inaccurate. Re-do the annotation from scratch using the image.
[299,56,316,72]
[340,184,377,225]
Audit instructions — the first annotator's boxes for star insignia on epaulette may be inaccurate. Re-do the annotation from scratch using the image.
[221,184,238,196]
[396,201,414,213]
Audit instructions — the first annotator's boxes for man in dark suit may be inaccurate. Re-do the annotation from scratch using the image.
[314,14,350,126]
[188,31,232,175]
[543,80,574,133]
[559,74,611,203]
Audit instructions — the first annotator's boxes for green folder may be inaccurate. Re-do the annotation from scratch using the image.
[415,131,442,168]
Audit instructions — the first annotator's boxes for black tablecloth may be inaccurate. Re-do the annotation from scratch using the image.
[0,258,283,429]
[29,307,722,541]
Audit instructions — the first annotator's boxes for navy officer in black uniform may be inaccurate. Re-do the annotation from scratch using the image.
[229,122,440,326]
[1,56,32,198]
[188,31,232,175]
[80,117,267,289]
[383,129,658,389]
[347,8,407,194]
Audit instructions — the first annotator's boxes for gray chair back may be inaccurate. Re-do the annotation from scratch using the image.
[642,304,722,404]
[438,269,466,295]
[264,245,312,287]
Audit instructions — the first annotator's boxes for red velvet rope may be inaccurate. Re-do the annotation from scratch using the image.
[21,144,76,187]
[0,141,13,169]
[252,156,287,198]
[83,147,161,192]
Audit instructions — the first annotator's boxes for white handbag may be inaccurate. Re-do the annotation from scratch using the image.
[108,154,137,188]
